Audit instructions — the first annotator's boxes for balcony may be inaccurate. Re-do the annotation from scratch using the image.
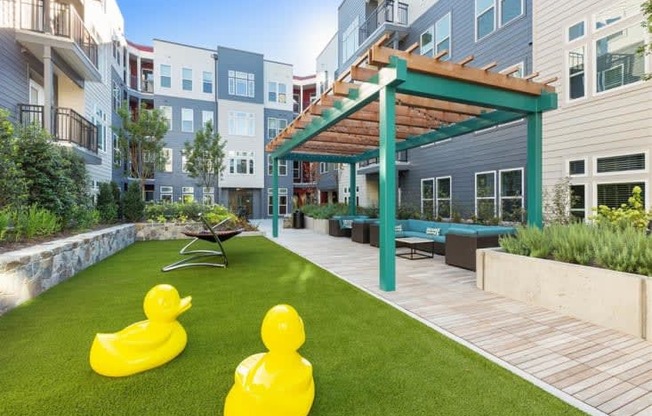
[357,150,410,175]
[13,0,100,81]
[18,104,99,157]
[361,0,408,41]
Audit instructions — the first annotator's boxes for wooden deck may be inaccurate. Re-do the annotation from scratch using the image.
[260,221,652,416]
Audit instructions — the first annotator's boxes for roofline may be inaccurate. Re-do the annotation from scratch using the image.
[153,38,216,53]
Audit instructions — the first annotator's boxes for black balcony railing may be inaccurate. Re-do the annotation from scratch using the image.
[19,0,98,67]
[18,104,98,153]
[358,150,408,168]
[360,0,408,44]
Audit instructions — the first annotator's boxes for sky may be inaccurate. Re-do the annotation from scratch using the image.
[116,0,342,76]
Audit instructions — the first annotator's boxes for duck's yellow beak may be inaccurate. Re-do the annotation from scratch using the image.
[177,296,192,317]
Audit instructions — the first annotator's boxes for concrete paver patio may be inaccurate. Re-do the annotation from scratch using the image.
[259,220,652,416]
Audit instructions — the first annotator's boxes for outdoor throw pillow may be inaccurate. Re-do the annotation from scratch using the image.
[394,224,403,233]
[426,227,441,236]
[342,219,353,229]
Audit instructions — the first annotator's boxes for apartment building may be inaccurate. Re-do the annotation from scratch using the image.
[534,0,651,219]
[0,0,123,192]
[333,0,534,221]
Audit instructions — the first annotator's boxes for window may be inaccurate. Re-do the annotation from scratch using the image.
[268,82,287,103]
[597,153,645,173]
[160,186,173,203]
[144,184,155,202]
[319,162,327,174]
[597,182,645,209]
[268,188,288,216]
[228,70,255,98]
[228,111,255,136]
[181,108,193,133]
[499,0,523,26]
[112,133,122,168]
[568,47,585,100]
[499,168,523,222]
[202,71,213,94]
[278,83,287,103]
[569,159,586,176]
[595,1,639,30]
[182,68,192,91]
[202,110,214,128]
[203,187,214,205]
[596,23,645,93]
[568,21,585,41]
[160,64,171,88]
[420,27,434,56]
[501,62,524,78]
[181,155,188,173]
[228,151,255,175]
[93,107,106,152]
[112,81,121,111]
[160,106,172,130]
[267,156,287,176]
[476,171,496,219]
[342,17,359,63]
[182,186,194,203]
[436,176,451,219]
[267,117,287,140]
[476,0,495,40]
[162,148,173,172]
[435,13,451,60]
[421,178,434,218]
[570,185,586,220]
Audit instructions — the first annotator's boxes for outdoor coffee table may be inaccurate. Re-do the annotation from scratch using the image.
[395,237,435,260]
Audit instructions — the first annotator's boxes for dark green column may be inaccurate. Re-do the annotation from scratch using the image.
[526,112,543,228]
[272,157,279,238]
[349,162,357,215]
[379,85,396,292]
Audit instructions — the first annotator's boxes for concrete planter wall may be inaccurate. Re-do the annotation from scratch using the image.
[304,217,329,234]
[0,224,136,316]
[476,248,650,339]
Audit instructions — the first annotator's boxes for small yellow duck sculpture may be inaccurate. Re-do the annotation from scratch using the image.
[89,284,192,377]
[224,304,315,416]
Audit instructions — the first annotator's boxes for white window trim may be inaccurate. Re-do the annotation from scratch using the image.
[592,179,649,210]
[498,167,524,219]
[267,155,288,176]
[498,0,525,28]
[420,26,434,57]
[475,170,497,217]
[160,105,173,131]
[420,177,435,216]
[181,67,193,91]
[592,150,648,177]
[566,19,587,43]
[162,147,173,173]
[565,45,588,103]
[181,108,194,133]
[435,13,452,59]
[500,61,524,78]
[202,110,214,128]
[435,175,452,219]
[267,188,288,216]
[566,157,589,178]
[475,0,496,42]
[202,71,213,94]
[160,64,171,88]
[569,182,587,221]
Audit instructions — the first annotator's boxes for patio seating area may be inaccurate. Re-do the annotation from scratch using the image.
[260,220,652,416]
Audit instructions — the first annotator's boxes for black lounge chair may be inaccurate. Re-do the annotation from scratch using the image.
[161,215,243,272]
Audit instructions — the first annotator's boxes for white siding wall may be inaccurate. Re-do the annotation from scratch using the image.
[338,165,374,207]
[217,100,265,189]
[263,60,293,112]
[153,40,216,101]
[534,0,652,212]
[316,33,338,94]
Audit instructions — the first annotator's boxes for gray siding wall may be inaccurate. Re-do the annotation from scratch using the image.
[111,68,126,184]
[337,0,367,71]
[357,0,533,218]
[0,28,28,122]
[154,94,218,202]
[216,46,264,104]
[264,108,295,216]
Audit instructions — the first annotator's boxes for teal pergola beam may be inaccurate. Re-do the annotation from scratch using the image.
[349,162,357,215]
[527,112,543,228]
[398,73,558,113]
[379,85,397,292]
[272,157,279,238]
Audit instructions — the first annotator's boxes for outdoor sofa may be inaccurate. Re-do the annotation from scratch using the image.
[328,215,369,237]
[369,219,515,271]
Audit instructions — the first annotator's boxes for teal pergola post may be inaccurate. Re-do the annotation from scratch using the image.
[349,162,357,215]
[378,85,396,292]
[526,111,543,228]
[272,157,279,238]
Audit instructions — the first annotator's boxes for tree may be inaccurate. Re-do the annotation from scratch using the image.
[0,109,27,209]
[114,103,168,198]
[182,120,226,204]
[123,181,145,222]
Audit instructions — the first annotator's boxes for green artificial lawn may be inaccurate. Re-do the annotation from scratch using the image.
[0,237,585,416]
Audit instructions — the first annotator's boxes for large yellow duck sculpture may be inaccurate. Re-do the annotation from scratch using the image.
[224,304,315,416]
[89,284,192,377]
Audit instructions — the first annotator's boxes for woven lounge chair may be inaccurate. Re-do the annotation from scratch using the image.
[161,215,243,272]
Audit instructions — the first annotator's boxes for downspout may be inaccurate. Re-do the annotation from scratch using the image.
[212,51,219,204]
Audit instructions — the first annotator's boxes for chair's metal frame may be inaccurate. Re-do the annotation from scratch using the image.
[161,215,242,272]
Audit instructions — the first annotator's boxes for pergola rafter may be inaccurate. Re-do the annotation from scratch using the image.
[266,40,557,292]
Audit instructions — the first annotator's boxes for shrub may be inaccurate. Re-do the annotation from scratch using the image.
[96,182,118,223]
[301,203,350,219]
[593,227,652,276]
[73,207,100,230]
[111,181,123,220]
[123,182,145,222]
[0,109,27,209]
[0,209,10,241]
[543,177,576,225]
[549,223,594,265]
[12,205,61,241]
[591,186,651,230]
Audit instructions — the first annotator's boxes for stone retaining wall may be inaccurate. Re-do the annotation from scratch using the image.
[0,224,136,316]
[134,222,265,240]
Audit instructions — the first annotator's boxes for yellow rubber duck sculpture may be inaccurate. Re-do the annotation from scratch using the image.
[224,304,315,416]
[89,284,192,377]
